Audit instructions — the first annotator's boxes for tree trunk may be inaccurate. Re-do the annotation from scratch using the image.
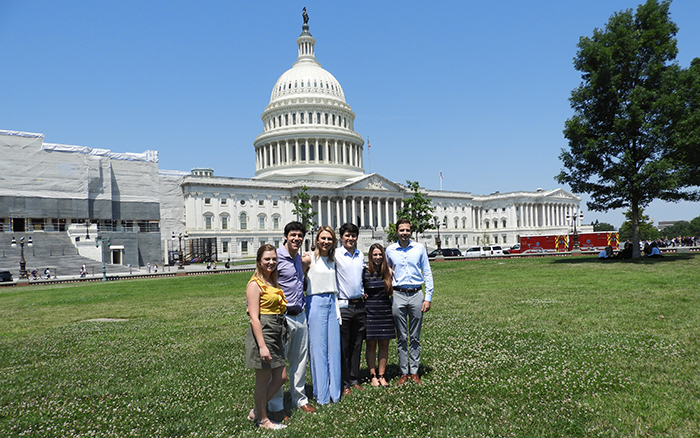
[631,203,642,259]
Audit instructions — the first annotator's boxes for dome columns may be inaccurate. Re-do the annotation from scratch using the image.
[255,137,363,172]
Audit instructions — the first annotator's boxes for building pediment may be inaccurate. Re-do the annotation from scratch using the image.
[542,188,580,201]
[340,173,405,194]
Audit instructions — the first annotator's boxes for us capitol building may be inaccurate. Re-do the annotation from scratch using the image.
[1,16,586,267]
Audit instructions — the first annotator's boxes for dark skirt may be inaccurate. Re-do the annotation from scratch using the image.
[364,271,396,341]
[245,314,287,369]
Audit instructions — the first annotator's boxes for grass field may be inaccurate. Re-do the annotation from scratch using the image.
[1,254,699,437]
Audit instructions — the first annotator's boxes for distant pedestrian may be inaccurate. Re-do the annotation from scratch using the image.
[147,262,151,273]
[80,264,87,278]
[44,268,51,279]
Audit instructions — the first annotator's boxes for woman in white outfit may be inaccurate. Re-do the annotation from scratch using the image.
[303,226,341,405]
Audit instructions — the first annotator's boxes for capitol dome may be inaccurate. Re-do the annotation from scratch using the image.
[253,18,364,182]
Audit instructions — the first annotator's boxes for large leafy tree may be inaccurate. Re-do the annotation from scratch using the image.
[395,180,434,240]
[671,58,700,187]
[291,185,316,230]
[556,0,699,258]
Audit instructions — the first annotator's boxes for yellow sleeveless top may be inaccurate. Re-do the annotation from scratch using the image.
[249,275,287,315]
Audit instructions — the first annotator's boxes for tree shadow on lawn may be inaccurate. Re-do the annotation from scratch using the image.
[551,253,694,265]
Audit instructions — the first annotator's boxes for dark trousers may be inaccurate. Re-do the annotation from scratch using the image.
[340,301,366,388]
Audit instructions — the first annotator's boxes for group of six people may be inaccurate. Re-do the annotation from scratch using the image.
[245,219,434,429]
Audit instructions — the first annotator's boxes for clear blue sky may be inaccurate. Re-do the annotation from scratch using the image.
[2,0,698,228]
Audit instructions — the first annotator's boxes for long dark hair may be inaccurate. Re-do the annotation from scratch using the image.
[254,244,279,287]
[368,243,392,292]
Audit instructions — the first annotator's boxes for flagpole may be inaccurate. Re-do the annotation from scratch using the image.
[367,136,371,174]
[440,170,443,191]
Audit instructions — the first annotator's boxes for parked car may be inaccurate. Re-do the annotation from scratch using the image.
[428,248,462,258]
[0,271,13,282]
[464,246,505,257]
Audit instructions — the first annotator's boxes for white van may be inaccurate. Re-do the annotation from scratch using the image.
[464,246,505,257]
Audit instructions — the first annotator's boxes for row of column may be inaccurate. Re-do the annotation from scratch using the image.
[518,203,578,228]
[311,196,403,229]
[256,138,362,170]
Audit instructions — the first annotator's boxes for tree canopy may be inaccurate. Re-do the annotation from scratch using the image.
[556,0,699,258]
[291,185,315,230]
[591,220,617,232]
[395,180,434,240]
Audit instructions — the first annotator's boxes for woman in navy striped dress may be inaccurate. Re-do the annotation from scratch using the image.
[363,243,395,387]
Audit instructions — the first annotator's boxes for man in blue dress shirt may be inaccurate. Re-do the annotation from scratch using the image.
[385,218,434,386]
[335,222,366,395]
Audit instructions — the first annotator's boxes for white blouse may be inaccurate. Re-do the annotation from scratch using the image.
[306,255,337,296]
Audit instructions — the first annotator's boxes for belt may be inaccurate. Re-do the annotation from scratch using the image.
[393,286,421,293]
[348,298,364,304]
[286,307,304,316]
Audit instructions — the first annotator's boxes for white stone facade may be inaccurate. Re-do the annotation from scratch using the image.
[166,18,587,260]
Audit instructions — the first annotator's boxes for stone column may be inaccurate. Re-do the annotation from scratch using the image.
[327,198,332,227]
[317,197,322,225]
[393,199,398,224]
[335,199,341,227]
[384,198,389,228]
[360,198,365,227]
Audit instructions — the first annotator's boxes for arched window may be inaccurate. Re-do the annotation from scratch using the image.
[272,214,281,230]
[454,217,459,229]
[239,212,248,230]
[462,217,467,228]
[258,214,267,230]
[220,214,229,230]
[204,214,213,230]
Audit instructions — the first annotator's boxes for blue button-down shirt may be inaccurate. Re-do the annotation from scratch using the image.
[386,240,434,302]
[335,245,365,300]
[277,244,305,311]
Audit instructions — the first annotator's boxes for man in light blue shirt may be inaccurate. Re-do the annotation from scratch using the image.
[335,223,366,394]
[385,218,433,386]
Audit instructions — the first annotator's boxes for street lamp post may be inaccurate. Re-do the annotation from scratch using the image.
[566,209,584,251]
[95,235,111,282]
[433,218,443,259]
[172,232,188,270]
[11,236,33,279]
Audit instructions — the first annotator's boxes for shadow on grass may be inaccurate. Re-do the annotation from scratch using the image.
[551,253,696,265]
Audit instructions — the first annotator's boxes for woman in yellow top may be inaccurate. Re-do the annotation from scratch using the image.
[245,244,288,430]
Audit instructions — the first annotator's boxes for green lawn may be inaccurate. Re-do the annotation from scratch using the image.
[1,255,698,437]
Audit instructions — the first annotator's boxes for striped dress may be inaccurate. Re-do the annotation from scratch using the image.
[363,268,396,340]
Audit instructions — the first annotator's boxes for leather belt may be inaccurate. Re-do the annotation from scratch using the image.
[393,286,421,293]
[286,307,304,316]
[348,298,364,304]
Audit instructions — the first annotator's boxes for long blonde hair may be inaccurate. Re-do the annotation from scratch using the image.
[254,244,279,287]
[314,226,337,262]
[368,243,392,292]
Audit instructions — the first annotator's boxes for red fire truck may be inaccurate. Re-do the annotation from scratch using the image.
[511,232,619,253]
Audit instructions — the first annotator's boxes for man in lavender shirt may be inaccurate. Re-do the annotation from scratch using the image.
[268,222,316,420]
